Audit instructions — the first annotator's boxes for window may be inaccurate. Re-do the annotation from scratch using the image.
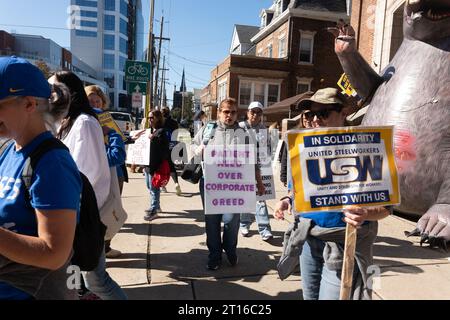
[119,37,127,54]
[104,72,115,88]
[104,14,115,31]
[103,53,115,69]
[80,20,97,28]
[104,34,115,50]
[254,83,265,104]
[278,37,286,58]
[75,0,97,7]
[119,56,127,72]
[75,30,97,37]
[120,18,127,36]
[104,0,115,11]
[80,10,97,18]
[238,80,280,108]
[267,44,273,58]
[268,84,279,106]
[297,81,311,94]
[120,0,128,16]
[218,81,227,103]
[239,81,252,107]
[299,32,315,64]
[275,0,283,16]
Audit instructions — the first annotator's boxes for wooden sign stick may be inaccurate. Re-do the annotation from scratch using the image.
[339,223,357,300]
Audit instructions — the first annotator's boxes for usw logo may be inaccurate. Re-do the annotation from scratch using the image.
[306,155,383,185]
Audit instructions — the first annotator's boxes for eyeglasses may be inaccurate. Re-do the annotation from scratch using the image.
[303,106,342,121]
[149,117,154,120]
[221,110,237,115]
[249,109,262,115]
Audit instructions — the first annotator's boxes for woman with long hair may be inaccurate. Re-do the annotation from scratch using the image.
[144,110,170,221]
[48,71,126,300]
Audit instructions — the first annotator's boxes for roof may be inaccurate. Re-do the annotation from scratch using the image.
[292,0,347,13]
[234,25,260,44]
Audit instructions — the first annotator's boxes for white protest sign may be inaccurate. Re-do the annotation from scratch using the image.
[126,129,151,166]
[288,126,400,213]
[257,162,276,201]
[204,144,256,215]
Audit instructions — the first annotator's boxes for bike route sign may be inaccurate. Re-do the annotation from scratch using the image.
[125,60,151,83]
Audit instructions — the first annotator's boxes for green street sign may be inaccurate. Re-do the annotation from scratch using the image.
[125,60,151,82]
[127,82,147,95]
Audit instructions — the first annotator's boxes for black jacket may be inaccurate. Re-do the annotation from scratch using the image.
[149,128,170,175]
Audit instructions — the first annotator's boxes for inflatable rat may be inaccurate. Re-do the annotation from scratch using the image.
[329,0,450,249]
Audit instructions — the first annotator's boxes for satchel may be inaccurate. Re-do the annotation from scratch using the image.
[181,158,203,184]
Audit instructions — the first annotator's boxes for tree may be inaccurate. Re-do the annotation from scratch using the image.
[35,60,51,79]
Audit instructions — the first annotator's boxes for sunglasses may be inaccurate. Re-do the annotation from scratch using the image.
[303,106,342,121]
[149,116,154,120]
[249,109,262,115]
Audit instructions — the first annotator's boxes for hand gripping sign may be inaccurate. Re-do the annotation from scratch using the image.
[204,144,256,215]
[287,126,400,214]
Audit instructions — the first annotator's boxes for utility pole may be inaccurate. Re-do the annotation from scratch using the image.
[153,16,164,110]
[144,0,155,128]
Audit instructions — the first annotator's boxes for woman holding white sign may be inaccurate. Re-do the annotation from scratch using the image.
[274,88,390,300]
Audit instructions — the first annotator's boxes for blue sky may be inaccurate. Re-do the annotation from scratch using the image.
[0,0,273,106]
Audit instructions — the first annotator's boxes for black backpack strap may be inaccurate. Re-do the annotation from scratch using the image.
[21,138,69,191]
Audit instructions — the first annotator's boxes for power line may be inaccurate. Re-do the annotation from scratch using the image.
[163,48,217,66]
[167,62,208,86]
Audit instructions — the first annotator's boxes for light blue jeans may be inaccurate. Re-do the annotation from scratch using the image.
[144,170,161,211]
[81,250,127,300]
[240,201,272,237]
[299,236,341,300]
[200,178,240,264]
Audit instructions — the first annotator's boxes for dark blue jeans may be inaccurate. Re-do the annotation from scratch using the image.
[200,178,240,264]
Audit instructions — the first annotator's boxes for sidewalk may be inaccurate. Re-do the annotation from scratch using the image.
[107,171,450,300]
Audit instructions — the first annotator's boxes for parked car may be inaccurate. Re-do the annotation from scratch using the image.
[109,111,134,136]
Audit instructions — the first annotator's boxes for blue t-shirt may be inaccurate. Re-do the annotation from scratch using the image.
[0,132,82,300]
[288,180,346,228]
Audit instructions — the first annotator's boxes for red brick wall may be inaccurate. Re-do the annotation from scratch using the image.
[256,20,289,58]
[0,31,15,52]
[351,0,377,65]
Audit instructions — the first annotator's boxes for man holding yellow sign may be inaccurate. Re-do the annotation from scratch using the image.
[274,88,394,300]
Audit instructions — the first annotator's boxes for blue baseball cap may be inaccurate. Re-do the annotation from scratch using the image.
[0,56,51,101]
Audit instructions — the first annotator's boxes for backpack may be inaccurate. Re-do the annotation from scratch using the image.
[0,138,106,271]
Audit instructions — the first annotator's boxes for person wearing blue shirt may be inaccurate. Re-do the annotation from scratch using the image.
[0,56,82,300]
[274,88,390,300]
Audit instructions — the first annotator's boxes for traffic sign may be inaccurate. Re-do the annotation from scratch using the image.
[125,60,151,83]
[127,82,147,95]
[132,92,143,108]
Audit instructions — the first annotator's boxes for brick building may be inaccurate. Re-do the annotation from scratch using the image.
[350,0,406,73]
[201,0,350,123]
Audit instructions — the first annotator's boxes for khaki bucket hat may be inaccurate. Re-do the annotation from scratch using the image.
[297,87,344,110]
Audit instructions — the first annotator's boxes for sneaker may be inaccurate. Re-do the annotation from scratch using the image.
[262,233,273,241]
[206,260,221,271]
[240,226,250,237]
[105,248,122,258]
[145,208,162,213]
[227,254,238,267]
[161,186,167,193]
[175,183,182,196]
[144,212,159,221]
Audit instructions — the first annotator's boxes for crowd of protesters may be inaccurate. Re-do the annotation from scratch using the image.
[0,55,400,301]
